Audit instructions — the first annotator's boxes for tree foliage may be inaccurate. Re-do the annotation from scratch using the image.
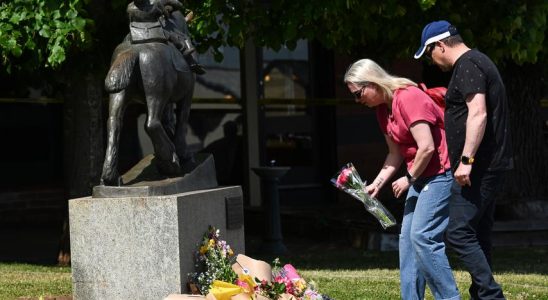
[0,0,93,72]
[0,0,545,71]
[185,0,547,65]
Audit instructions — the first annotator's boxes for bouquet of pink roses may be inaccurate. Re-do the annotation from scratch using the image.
[331,163,397,229]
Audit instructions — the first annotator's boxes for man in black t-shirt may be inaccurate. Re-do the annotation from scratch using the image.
[415,20,513,300]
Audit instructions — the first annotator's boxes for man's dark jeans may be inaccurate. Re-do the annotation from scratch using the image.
[446,170,506,300]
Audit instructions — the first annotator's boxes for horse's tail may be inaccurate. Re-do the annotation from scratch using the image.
[104,48,138,93]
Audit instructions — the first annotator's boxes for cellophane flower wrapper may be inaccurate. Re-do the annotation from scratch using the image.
[331,163,397,229]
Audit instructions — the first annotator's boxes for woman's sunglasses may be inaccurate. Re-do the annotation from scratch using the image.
[353,86,365,99]
[352,81,371,99]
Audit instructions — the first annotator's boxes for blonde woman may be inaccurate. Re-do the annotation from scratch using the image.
[344,59,460,300]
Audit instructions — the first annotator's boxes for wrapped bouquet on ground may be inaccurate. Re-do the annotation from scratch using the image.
[165,226,333,300]
[232,255,331,300]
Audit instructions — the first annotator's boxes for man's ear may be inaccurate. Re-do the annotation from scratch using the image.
[436,41,445,53]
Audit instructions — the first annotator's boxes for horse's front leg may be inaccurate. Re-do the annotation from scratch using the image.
[145,96,181,176]
[101,91,127,186]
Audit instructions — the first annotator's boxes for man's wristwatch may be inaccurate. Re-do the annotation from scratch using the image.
[405,170,416,184]
[461,155,475,165]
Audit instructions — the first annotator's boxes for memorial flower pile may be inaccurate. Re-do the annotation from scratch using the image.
[189,226,238,294]
[331,162,397,229]
[185,227,332,300]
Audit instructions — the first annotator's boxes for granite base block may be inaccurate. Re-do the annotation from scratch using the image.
[69,186,244,300]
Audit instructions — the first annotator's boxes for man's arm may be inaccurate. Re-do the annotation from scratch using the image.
[454,93,487,186]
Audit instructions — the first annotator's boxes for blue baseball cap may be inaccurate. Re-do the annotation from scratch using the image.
[414,20,458,59]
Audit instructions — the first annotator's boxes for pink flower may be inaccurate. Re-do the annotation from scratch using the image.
[282,264,301,281]
[305,289,321,299]
[336,168,352,186]
[274,275,289,284]
[331,162,397,229]
[283,279,295,295]
[236,279,249,290]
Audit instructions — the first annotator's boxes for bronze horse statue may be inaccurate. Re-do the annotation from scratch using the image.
[101,10,195,186]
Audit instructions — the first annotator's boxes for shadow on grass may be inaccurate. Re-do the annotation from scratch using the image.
[246,235,548,275]
[450,247,548,275]
[246,235,399,270]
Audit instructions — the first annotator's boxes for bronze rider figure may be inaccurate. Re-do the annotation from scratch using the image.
[127,0,206,75]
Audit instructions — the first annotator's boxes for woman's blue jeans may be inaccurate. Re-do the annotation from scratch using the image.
[400,170,460,300]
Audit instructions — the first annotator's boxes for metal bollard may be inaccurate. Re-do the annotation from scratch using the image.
[251,166,290,255]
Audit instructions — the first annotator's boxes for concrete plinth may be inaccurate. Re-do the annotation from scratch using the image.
[69,186,244,300]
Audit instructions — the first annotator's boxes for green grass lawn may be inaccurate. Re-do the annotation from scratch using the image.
[0,246,546,300]
[0,264,71,300]
[261,244,548,300]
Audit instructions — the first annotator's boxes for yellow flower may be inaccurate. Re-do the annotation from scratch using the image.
[237,274,257,293]
[209,239,215,247]
[295,279,306,289]
[228,248,234,256]
[199,245,208,255]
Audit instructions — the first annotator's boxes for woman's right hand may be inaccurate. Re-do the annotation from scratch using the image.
[365,183,380,198]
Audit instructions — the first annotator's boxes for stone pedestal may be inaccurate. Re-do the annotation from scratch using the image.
[69,186,244,300]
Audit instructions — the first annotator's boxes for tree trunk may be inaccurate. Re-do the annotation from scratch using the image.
[500,63,548,219]
[58,72,104,266]
[55,0,125,266]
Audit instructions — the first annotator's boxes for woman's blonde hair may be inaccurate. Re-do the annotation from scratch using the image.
[344,59,417,101]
